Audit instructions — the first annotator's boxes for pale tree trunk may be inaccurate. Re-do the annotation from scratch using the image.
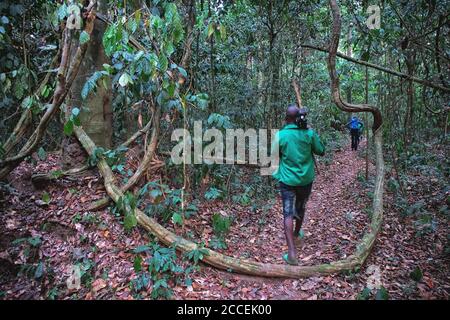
[403,51,416,145]
[346,23,353,104]
[62,1,112,169]
[0,3,97,180]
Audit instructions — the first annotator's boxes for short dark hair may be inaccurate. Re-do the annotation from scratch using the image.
[286,104,299,122]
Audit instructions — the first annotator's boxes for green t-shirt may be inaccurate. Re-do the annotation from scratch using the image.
[272,124,325,187]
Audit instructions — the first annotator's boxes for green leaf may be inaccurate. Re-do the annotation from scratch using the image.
[133,245,151,253]
[42,192,51,204]
[103,63,113,74]
[21,96,33,109]
[133,255,142,272]
[134,50,145,62]
[81,71,104,99]
[410,266,423,282]
[356,287,371,300]
[57,3,68,20]
[34,262,44,279]
[51,170,63,178]
[64,120,74,136]
[207,23,215,38]
[128,18,138,33]
[71,107,80,117]
[167,83,176,97]
[124,213,137,231]
[172,213,183,226]
[73,115,81,126]
[79,31,90,45]
[41,85,50,98]
[118,73,131,87]
[177,66,187,78]
[150,189,162,199]
[163,42,175,56]
[28,236,42,247]
[375,286,389,300]
[219,24,226,41]
[1,16,10,24]
[37,147,47,161]
[158,55,168,72]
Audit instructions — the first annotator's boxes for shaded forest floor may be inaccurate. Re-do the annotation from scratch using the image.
[0,139,448,300]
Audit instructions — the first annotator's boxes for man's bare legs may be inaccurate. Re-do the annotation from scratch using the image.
[294,215,304,236]
[280,182,312,264]
[284,216,296,261]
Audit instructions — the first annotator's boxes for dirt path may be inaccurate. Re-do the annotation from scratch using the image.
[199,140,372,267]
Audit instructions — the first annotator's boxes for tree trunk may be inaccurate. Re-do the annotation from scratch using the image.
[346,23,353,104]
[62,0,112,169]
[403,51,416,145]
[0,5,97,180]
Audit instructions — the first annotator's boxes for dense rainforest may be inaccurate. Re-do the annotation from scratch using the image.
[0,0,448,300]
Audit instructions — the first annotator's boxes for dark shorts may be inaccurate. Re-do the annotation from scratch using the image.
[279,182,313,219]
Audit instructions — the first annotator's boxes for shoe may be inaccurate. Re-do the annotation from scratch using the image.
[283,253,299,266]
[294,230,305,246]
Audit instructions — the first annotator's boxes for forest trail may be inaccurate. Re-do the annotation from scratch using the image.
[191,139,373,267]
[1,138,448,300]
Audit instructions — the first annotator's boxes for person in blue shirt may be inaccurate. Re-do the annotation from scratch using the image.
[346,116,364,151]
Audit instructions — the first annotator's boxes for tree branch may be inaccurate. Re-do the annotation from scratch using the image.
[301,44,450,93]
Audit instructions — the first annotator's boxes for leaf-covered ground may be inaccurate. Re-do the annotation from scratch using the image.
[0,140,448,300]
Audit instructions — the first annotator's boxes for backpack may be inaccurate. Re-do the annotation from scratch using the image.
[350,118,359,129]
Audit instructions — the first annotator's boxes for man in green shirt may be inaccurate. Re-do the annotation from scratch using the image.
[272,104,325,265]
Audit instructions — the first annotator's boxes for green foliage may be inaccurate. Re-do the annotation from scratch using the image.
[212,213,232,238]
[212,214,231,236]
[81,69,109,100]
[63,107,81,136]
[76,258,95,288]
[210,235,227,250]
[387,177,400,193]
[47,287,59,300]
[184,245,209,264]
[88,145,128,171]
[42,192,51,204]
[232,185,254,206]
[356,287,371,300]
[410,266,423,282]
[171,212,183,226]
[115,192,138,231]
[357,286,389,300]
[37,147,47,161]
[205,187,223,200]
[138,181,198,225]
[207,113,232,129]
[99,0,187,124]
[79,31,90,45]
[130,241,197,299]
[375,287,389,300]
